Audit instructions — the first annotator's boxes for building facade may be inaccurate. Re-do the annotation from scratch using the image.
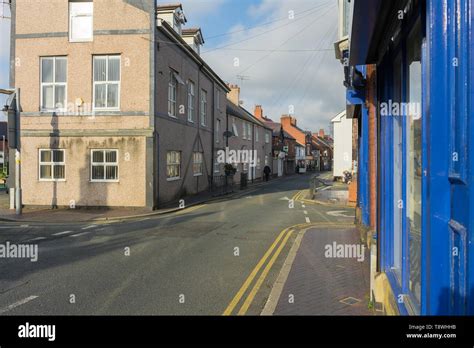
[331,110,353,178]
[338,0,474,315]
[223,86,273,184]
[9,0,229,209]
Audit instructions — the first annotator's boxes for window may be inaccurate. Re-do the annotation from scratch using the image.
[200,90,207,126]
[215,119,221,143]
[91,149,118,181]
[40,57,67,111]
[232,118,239,137]
[243,162,248,172]
[216,89,220,110]
[187,80,195,122]
[214,158,220,173]
[406,21,422,305]
[193,152,203,176]
[39,149,65,181]
[69,1,93,42]
[265,155,269,166]
[256,128,259,142]
[242,122,247,139]
[248,123,252,141]
[168,71,177,117]
[265,132,270,143]
[167,151,181,180]
[93,55,120,110]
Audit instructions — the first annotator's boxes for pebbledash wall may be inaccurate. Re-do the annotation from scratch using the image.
[11,0,154,207]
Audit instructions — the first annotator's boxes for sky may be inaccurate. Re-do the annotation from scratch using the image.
[180,0,345,133]
[0,0,346,132]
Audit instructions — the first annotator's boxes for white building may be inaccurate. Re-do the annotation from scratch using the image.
[331,110,353,178]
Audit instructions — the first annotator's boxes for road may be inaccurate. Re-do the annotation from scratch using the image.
[0,174,355,315]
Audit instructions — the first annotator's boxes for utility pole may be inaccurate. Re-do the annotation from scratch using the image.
[14,88,21,215]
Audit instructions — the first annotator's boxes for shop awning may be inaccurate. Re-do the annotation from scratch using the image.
[349,0,384,66]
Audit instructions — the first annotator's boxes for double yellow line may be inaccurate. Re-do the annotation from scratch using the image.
[222,226,295,316]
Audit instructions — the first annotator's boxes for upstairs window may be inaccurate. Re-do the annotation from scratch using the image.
[41,57,67,111]
[168,71,177,117]
[187,80,195,122]
[69,1,93,42]
[200,89,207,126]
[93,55,120,110]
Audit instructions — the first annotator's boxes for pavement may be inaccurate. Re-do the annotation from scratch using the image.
[0,172,371,316]
[0,175,284,223]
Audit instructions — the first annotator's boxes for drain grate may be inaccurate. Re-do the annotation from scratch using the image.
[339,297,362,305]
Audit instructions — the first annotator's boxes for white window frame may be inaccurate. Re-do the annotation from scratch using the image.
[168,71,177,117]
[193,152,203,176]
[256,128,259,142]
[167,151,181,181]
[215,119,221,143]
[69,1,93,43]
[187,80,195,122]
[214,158,220,173]
[93,55,121,111]
[232,118,239,137]
[39,149,66,181]
[90,149,119,182]
[265,132,270,143]
[248,123,252,141]
[216,89,221,111]
[242,121,247,140]
[40,57,67,112]
[200,89,207,126]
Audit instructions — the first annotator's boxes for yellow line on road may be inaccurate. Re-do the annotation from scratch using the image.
[237,229,294,315]
[222,226,292,316]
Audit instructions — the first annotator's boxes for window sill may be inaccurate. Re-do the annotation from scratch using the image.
[193,173,203,177]
[167,177,181,182]
[39,179,66,182]
[69,38,93,43]
[90,180,120,183]
[93,108,120,112]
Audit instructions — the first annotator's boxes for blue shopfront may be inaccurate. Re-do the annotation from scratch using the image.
[349,0,473,315]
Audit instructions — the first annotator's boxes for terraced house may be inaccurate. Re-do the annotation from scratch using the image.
[9,0,228,208]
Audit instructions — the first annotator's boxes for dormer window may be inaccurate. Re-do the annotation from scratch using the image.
[69,1,93,42]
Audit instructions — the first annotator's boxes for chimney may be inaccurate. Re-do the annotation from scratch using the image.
[254,105,263,120]
[319,129,325,137]
[281,115,296,127]
[227,84,240,106]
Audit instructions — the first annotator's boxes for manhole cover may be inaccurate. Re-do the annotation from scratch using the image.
[339,297,362,305]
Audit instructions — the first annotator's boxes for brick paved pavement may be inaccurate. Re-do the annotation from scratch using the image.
[272,226,373,315]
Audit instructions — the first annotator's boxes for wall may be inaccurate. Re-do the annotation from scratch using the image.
[332,112,353,177]
[14,0,152,207]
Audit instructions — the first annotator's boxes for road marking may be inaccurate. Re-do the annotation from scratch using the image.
[81,225,97,230]
[222,226,292,316]
[326,210,354,218]
[139,217,150,221]
[301,204,306,208]
[238,230,294,315]
[303,210,308,215]
[20,224,29,228]
[0,296,38,314]
[27,237,46,241]
[52,230,74,236]
[174,204,205,215]
[305,217,310,223]
[71,232,90,237]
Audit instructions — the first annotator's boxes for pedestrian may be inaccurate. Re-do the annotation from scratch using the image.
[263,165,271,181]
